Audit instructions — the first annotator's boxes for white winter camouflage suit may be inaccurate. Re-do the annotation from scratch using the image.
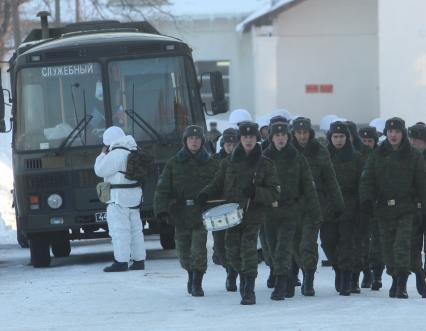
[94,128,146,263]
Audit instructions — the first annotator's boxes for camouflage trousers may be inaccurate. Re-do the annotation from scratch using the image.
[293,213,320,272]
[378,213,413,276]
[368,216,384,268]
[259,224,273,267]
[264,206,298,276]
[411,213,426,273]
[175,223,208,273]
[212,230,227,268]
[320,220,355,271]
[352,216,370,272]
[226,222,261,277]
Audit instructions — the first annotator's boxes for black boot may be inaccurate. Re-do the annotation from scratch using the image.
[303,270,316,296]
[239,274,246,298]
[271,275,287,301]
[395,273,409,299]
[339,270,351,296]
[129,260,145,271]
[333,266,341,292]
[415,271,426,297]
[285,276,295,298]
[389,276,397,298]
[103,261,128,272]
[350,272,361,294]
[187,270,193,294]
[361,268,372,288]
[267,267,275,289]
[241,276,256,305]
[191,271,205,297]
[371,266,384,291]
[226,267,238,292]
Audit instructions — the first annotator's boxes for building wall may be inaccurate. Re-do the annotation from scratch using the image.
[378,0,426,125]
[154,18,255,121]
[268,0,379,125]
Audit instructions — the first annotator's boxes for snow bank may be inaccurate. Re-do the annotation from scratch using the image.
[0,104,16,243]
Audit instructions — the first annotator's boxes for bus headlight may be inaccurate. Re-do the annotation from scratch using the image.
[47,194,63,209]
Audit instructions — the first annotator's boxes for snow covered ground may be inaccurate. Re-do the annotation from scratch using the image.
[0,105,16,244]
[0,236,425,331]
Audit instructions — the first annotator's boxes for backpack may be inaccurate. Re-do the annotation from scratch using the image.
[111,146,154,183]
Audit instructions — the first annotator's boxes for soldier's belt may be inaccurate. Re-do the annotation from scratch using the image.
[378,198,411,207]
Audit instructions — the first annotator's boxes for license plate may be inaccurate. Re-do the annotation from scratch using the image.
[95,212,107,223]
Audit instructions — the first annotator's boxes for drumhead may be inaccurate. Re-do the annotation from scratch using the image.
[203,203,240,218]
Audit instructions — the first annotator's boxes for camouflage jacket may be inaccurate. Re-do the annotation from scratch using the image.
[325,141,364,222]
[153,146,219,228]
[292,132,345,215]
[263,142,322,222]
[200,143,280,224]
[360,138,426,218]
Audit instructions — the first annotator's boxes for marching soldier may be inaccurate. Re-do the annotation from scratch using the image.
[320,121,364,296]
[358,126,385,291]
[153,125,219,297]
[346,121,371,292]
[198,121,279,305]
[360,117,426,298]
[211,128,239,291]
[262,122,321,300]
[291,117,345,296]
[408,123,426,298]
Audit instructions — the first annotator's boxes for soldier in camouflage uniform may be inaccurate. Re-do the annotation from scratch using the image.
[153,125,219,297]
[292,117,345,296]
[259,115,289,289]
[211,128,239,291]
[263,122,321,301]
[198,121,279,305]
[360,117,426,298]
[358,126,385,291]
[320,121,364,296]
[408,123,426,298]
[346,121,372,292]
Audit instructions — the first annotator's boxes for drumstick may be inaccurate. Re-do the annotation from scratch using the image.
[206,199,227,204]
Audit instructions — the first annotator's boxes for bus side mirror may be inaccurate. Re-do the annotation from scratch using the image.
[209,71,228,115]
[0,69,5,133]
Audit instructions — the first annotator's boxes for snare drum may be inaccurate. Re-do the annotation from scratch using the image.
[202,203,243,231]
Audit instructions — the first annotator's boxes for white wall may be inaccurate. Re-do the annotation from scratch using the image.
[378,0,426,125]
[154,18,255,120]
[268,0,379,125]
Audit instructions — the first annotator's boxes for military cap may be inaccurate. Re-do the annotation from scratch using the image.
[384,117,405,134]
[329,121,349,136]
[292,117,311,131]
[183,125,205,143]
[269,115,288,126]
[222,128,239,144]
[270,122,289,137]
[358,126,378,140]
[238,121,259,136]
[408,123,426,142]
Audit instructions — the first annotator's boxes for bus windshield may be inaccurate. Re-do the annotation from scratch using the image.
[108,56,191,142]
[16,63,105,151]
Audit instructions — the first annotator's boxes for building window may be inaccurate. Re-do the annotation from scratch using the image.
[195,60,230,109]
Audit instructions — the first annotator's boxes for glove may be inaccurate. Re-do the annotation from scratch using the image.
[157,212,171,224]
[195,192,209,207]
[242,183,256,198]
[361,200,374,216]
